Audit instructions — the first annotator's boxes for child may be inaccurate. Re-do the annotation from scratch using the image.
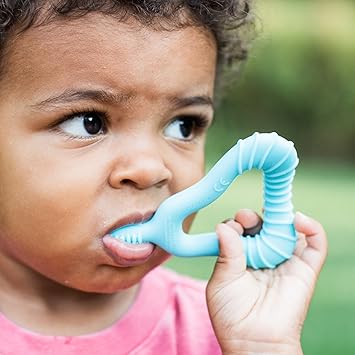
[0,1,327,354]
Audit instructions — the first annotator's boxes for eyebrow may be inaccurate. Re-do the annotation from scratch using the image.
[31,89,214,110]
[170,95,214,110]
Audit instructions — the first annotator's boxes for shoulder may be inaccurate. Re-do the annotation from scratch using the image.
[147,266,207,300]
[141,267,220,354]
[153,266,207,287]
[144,266,211,326]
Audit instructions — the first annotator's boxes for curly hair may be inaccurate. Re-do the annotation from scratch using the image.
[0,0,254,92]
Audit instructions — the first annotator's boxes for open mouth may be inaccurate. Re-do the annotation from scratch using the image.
[107,211,155,234]
[102,235,155,266]
[102,211,156,266]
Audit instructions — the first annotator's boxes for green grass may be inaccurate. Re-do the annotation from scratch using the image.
[165,161,355,354]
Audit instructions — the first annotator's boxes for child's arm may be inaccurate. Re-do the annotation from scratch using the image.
[206,210,327,355]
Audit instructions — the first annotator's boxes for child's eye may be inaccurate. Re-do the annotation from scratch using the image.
[57,111,107,139]
[164,115,209,141]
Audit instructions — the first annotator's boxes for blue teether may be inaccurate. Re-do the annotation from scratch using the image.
[110,132,299,269]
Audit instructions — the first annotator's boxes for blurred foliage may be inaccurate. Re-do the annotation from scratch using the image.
[208,0,355,164]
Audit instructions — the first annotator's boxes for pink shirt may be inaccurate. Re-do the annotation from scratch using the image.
[0,267,221,354]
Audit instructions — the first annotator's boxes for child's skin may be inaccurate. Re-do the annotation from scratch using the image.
[0,12,327,354]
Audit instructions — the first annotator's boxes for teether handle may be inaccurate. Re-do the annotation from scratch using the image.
[164,132,298,269]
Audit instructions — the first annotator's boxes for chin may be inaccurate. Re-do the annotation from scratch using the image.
[77,253,171,294]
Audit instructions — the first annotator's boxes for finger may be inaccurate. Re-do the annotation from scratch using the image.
[223,218,244,235]
[235,209,263,236]
[294,212,328,274]
[209,223,247,284]
[293,232,307,257]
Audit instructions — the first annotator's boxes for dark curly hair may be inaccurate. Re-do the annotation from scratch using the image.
[0,0,254,93]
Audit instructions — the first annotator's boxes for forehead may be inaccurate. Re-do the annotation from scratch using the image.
[1,14,217,102]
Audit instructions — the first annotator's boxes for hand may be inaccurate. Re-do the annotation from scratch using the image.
[206,209,327,355]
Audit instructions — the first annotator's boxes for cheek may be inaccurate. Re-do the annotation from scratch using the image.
[0,143,109,288]
[169,151,205,232]
[170,150,205,193]
[183,213,197,232]
[0,140,103,247]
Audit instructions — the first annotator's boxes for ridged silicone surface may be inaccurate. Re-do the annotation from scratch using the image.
[111,132,299,269]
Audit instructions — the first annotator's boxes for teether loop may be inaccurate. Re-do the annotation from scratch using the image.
[111,132,299,269]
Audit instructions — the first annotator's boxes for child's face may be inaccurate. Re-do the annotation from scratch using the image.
[0,14,216,293]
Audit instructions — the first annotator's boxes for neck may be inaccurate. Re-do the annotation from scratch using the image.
[0,253,139,336]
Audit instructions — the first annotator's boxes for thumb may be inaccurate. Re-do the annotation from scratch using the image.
[207,224,260,327]
[209,223,247,285]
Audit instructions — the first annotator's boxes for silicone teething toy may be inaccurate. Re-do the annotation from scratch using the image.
[110,132,299,269]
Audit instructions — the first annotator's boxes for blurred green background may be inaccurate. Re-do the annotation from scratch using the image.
[166,1,355,354]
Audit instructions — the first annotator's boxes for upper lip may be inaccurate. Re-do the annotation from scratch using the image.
[104,211,155,236]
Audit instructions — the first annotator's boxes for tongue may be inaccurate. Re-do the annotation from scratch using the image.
[103,235,155,265]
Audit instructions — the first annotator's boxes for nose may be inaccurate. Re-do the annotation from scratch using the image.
[108,140,173,190]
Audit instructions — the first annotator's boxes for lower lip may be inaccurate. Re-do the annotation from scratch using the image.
[102,235,155,266]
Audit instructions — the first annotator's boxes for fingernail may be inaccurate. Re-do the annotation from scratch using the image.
[217,222,239,236]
